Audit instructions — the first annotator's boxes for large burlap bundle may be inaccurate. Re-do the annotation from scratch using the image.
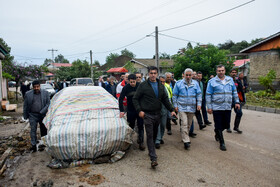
[43,86,133,160]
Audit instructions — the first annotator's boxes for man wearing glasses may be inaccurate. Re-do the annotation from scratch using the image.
[133,66,177,169]
[135,72,143,83]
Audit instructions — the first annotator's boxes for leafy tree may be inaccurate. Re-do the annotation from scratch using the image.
[55,59,90,80]
[93,60,100,66]
[106,53,120,65]
[218,40,235,51]
[123,61,136,73]
[159,52,171,59]
[43,58,52,66]
[258,69,276,94]
[55,54,69,63]
[121,48,135,58]
[172,44,233,80]
[186,42,193,50]
[0,38,11,53]
[3,62,44,100]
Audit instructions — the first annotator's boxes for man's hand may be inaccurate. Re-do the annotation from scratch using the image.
[175,107,178,113]
[235,103,240,110]
[139,111,145,119]
[207,109,213,114]
[119,112,125,118]
[197,106,201,111]
[171,111,177,119]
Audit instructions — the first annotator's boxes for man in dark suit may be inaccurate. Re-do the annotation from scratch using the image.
[94,76,106,88]
[23,80,50,152]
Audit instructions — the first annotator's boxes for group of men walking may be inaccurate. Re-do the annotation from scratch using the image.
[23,64,246,169]
[108,65,245,168]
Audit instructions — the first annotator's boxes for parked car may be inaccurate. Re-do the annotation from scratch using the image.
[41,84,56,98]
[70,78,93,86]
[8,81,16,87]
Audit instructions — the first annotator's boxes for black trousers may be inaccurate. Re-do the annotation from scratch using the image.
[213,110,231,131]
[143,112,161,161]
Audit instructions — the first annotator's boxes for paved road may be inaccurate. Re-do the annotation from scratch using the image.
[1,109,280,186]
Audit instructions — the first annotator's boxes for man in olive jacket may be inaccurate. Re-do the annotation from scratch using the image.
[133,66,176,168]
[24,80,50,152]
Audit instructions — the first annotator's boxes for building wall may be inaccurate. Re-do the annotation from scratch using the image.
[249,50,280,91]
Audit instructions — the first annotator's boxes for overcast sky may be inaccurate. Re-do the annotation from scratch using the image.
[1,0,279,65]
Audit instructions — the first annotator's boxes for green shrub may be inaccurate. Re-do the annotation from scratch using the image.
[258,70,276,94]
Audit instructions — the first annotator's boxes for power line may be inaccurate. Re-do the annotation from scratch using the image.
[159,33,200,44]
[160,0,255,32]
[94,32,154,54]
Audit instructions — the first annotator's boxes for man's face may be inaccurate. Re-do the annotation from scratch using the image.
[230,70,237,78]
[120,75,125,80]
[166,74,171,83]
[239,73,244,79]
[149,70,158,82]
[109,78,114,84]
[160,77,166,85]
[125,74,129,83]
[129,79,137,87]
[197,73,202,81]
[136,74,142,83]
[216,67,226,78]
[184,71,192,82]
[33,84,40,94]
[192,71,197,79]
[99,77,102,81]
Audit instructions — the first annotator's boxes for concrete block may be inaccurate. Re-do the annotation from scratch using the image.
[276,109,280,114]
[243,105,248,109]
[6,104,17,111]
[255,106,265,112]
[247,105,256,110]
[265,107,276,113]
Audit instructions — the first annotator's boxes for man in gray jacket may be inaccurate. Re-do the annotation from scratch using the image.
[23,80,50,152]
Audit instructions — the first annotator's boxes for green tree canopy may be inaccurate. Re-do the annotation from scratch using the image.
[55,54,69,63]
[159,52,171,59]
[121,48,135,58]
[171,44,233,80]
[0,38,11,53]
[55,59,90,80]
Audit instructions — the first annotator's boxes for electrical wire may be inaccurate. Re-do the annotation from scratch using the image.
[159,33,200,44]
[94,32,154,54]
[160,0,255,32]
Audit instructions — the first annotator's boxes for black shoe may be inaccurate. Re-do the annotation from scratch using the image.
[189,132,197,138]
[205,121,212,126]
[184,142,190,150]
[227,129,232,133]
[30,145,37,152]
[160,140,164,144]
[167,130,172,135]
[220,143,227,151]
[199,124,206,130]
[233,128,242,134]
[151,160,158,169]
[139,143,145,151]
[155,143,160,149]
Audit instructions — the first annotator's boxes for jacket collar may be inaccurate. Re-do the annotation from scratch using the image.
[214,75,231,84]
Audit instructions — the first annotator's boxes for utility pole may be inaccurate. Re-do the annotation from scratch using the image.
[155,26,159,71]
[48,48,58,71]
[90,50,93,80]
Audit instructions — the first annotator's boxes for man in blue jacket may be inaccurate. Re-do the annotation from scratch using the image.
[173,68,202,150]
[206,65,240,151]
